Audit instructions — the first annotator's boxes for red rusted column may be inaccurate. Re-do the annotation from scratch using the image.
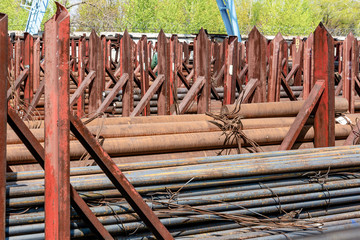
[313,23,335,148]
[120,30,134,116]
[106,39,111,69]
[342,33,358,113]
[303,33,313,99]
[44,4,71,239]
[223,36,238,105]
[139,35,150,115]
[268,33,284,102]
[157,30,170,115]
[88,30,104,114]
[282,41,288,75]
[33,38,40,91]
[169,35,178,109]
[77,36,86,117]
[0,13,8,239]
[23,33,34,105]
[71,38,76,72]
[194,28,211,113]
[247,27,267,102]
[292,37,303,86]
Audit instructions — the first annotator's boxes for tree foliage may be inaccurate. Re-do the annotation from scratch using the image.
[1,0,360,36]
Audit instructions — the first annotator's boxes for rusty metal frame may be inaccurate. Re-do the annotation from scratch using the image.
[0,13,7,239]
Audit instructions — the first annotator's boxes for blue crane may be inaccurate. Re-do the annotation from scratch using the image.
[20,0,49,35]
[216,0,241,42]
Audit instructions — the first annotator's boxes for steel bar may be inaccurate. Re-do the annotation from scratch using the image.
[279,80,324,150]
[23,33,33,105]
[239,78,258,103]
[0,12,7,239]
[175,76,205,114]
[77,36,86,117]
[130,74,165,117]
[6,68,29,101]
[95,73,129,115]
[70,70,96,106]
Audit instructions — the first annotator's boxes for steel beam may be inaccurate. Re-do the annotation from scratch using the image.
[44,4,71,239]
[88,30,104,115]
[157,30,169,115]
[77,36,86,117]
[139,35,150,115]
[23,33,34,105]
[303,33,313,100]
[120,30,134,116]
[247,27,266,102]
[268,33,284,102]
[223,36,238,105]
[194,28,211,113]
[279,80,325,150]
[313,23,335,148]
[292,37,303,86]
[0,13,7,240]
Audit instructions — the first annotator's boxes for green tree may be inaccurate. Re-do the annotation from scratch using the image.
[75,0,123,32]
[0,0,56,31]
[312,0,360,35]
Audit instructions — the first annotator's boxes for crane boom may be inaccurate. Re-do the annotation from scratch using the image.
[216,0,241,42]
[21,0,49,35]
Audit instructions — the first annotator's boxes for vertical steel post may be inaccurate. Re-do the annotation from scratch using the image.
[120,30,134,116]
[268,33,284,102]
[77,36,85,117]
[71,38,76,72]
[44,3,71,239]
[223,36,238,105]
[342,33,356,113]
[157,30,169,115]
[247,27,267,103]
[313,23,335,148]
[302,33,313,99]
[169,35,178,108]
[88,30,104,114]
[292,36,303,86]
[23,33,34,105]
[33,38,40,91]
[194,28,210,113]
[0,13,8,240]
[140,35,150,115]
[106,39,111,70]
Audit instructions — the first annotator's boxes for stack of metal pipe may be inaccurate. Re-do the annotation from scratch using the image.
[6,145,360,239]
[7,97,353,169]
[103,86,303,115]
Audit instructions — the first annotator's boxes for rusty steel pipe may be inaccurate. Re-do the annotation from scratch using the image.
[22,97,349,129]
[223,96,348,118]
[6,117,302,145]
[6,124,352,164]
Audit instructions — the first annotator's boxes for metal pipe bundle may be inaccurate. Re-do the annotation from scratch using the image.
[6,145,360,239]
